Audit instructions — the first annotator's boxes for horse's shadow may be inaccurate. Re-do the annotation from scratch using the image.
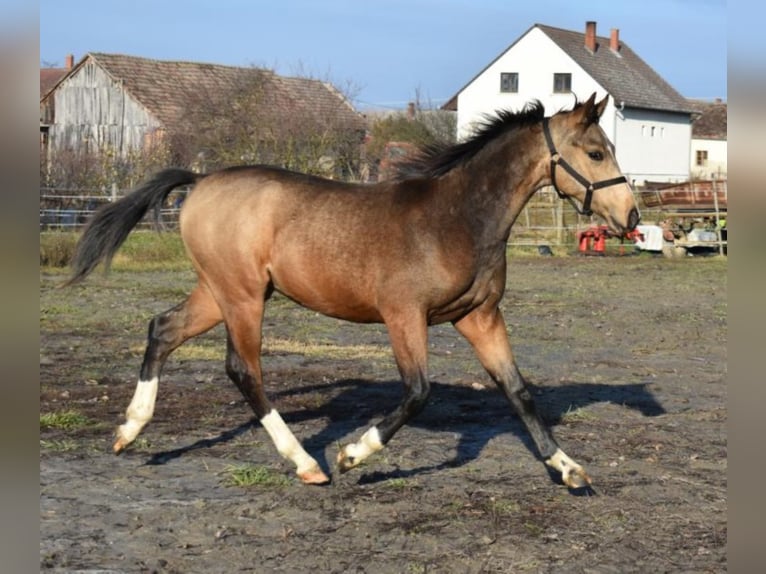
[145,377,665,486]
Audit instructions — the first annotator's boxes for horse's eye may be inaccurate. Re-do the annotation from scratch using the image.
[588,151,604,161]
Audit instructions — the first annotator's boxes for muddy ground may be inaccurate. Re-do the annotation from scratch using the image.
[40,254,727,573]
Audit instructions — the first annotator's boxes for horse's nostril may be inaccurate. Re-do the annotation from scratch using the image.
[628,208,640,230]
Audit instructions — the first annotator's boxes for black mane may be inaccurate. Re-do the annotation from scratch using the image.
[393,100,546,180]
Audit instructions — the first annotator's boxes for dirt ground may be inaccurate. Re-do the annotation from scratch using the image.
[40,253,727,573]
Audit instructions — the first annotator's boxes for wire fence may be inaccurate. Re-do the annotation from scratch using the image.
[39,183,727,251]
[39,186,594,240]
[39,185,190,231]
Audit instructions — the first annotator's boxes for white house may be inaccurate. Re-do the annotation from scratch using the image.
[443,22,696,186]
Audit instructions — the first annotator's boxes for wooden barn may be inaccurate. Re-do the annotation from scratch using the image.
[40,53,366,166]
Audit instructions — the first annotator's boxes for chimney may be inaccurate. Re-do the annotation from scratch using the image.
[585,21,597,52]
[610,29,620,52]
[65,54,74,69]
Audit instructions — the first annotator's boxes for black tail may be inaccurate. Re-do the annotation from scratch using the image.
[66,168,201,285]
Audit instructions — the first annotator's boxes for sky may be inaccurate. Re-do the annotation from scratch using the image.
[39,0,727,110]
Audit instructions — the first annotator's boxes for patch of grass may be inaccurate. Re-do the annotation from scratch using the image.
[40,438,79,452]
[560,404,597,424]
[491,498,521,515]
[523,522,545,537]
[265,338,389,361]
[166,343,224,362]
[40,410,92,431]
[224,464,292,488]
[130,437,152,451]
[40,230,191,272]
[111,230,190,270]
[40,302,80,326]
[150,338,388,364]
[386,477,411,489]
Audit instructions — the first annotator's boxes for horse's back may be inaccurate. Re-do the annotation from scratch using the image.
[179,165,428,246]
[178,166,400,315]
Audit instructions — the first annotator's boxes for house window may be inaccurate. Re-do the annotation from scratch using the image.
[696,150,709,166]
[500,72,518,93]
[553,73,571,93]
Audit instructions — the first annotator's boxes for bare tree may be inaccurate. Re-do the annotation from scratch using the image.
[41,65,366,190]
[42,143,173,191]
[169,66,366,178]
[365,93,457,175]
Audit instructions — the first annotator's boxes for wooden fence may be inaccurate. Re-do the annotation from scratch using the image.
[39,185,727,251]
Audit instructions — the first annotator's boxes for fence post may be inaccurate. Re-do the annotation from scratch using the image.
[713,180,724,256]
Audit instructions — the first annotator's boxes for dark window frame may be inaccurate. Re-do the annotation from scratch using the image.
[553,73,572,93]
[500,72,519,93]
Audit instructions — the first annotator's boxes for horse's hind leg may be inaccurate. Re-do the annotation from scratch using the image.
[223,303,329,485]
[454,305,591,490]
[113,285,222,453]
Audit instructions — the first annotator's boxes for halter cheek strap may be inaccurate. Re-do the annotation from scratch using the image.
[542,117,627,216]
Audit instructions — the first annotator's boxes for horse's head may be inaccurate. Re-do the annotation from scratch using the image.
[544,93,640,234]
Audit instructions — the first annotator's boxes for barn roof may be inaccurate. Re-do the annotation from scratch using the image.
[444,22,694,115]
[42,52,366,133]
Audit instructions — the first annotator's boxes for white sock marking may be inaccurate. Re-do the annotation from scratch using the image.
[546,448,583,479]
[260,409,319,475]
[118,377,158,444]
[344,426,383,463]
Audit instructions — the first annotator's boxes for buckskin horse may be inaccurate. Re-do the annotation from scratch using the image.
[67,93,639,490]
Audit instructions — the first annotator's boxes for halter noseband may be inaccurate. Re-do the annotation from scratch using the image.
[542,117,627,216]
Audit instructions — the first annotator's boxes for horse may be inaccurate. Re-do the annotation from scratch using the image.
[67,93,639,490]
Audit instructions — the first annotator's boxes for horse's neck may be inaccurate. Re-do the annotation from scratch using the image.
[447,133,547,242]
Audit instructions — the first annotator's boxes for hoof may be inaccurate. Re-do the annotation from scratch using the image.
[562,466,592,490]
[112,434,130,454]
[298,467,331,485]
[336,449,357,474]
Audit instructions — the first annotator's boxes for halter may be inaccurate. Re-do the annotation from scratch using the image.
[542,117,627,216]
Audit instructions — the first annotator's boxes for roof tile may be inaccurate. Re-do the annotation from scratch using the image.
[537,24,693,114]
[44,53,365,133]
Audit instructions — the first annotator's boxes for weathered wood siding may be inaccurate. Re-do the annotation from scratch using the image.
[49,60,162,155]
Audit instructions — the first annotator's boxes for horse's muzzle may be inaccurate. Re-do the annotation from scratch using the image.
[627,207,640,231]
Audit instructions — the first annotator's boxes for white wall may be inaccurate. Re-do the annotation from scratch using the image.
[615,108,691,184]
[454,26,692,186]
[690,138,727,180]
[456,27,613,141]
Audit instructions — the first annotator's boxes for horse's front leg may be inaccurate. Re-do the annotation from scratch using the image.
[454,305,591,490]
[337,313,430,472]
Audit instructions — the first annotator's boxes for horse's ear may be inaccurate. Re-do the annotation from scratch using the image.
[577,92,608,125]
[594,94,609,119]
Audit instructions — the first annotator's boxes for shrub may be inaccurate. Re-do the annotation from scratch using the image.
[40,232,78,267]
